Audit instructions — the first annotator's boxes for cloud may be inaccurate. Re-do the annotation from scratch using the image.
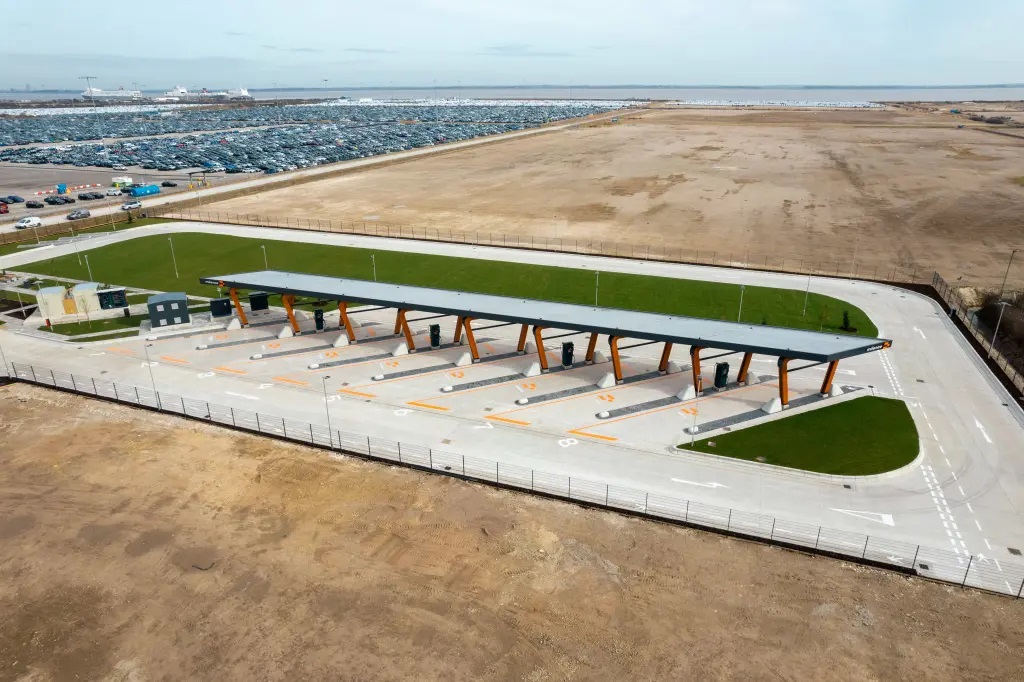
[223,31,248,37]
[343,47,398,54]
[480,44,573,58]
[289,47,323,53]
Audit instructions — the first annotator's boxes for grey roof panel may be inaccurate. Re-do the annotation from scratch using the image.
[201,270,891,362]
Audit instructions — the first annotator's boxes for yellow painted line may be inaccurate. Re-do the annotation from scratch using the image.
[273,376,309,387]
[339,388,376,398]
[213,366,246,375]
[568,429,619,442]
[486,415,531,426]
[160,355,190,364]
[407,400,451,412]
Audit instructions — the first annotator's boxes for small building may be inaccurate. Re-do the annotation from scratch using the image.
[36,282,129,324]
[147,292,190,328]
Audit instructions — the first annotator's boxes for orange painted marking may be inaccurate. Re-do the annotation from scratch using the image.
[106,347,135,356]
[214,366,246,375]
[568,429,619,442]
[366,328,377,337]
[215,334,228,340]
[484,343,496,353]
[486,415,531,426]
[339,388,376,398]
[384,360,400,368]
[160,355,190,364]
[406,400,451,412]
[597,394,616,403]
[520,382,537,390]
[273,376,309,387]
[449,370,465,378]
[267,342,281,349]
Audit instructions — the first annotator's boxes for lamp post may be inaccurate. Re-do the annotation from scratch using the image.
[371,254,377,282]
[595,271,600,306]
[738,285,745,322]
[261,244,268,269]
[168,236,179,278]
[142,342,161,409]
[84,254,94,281]
[322,375,333,447]
[802,275,811,316]
[998,249,1021,301]
[990,301,1010,359]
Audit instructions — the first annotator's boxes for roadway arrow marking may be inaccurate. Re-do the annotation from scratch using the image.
[830,508,895,526]
[671,478,727,489]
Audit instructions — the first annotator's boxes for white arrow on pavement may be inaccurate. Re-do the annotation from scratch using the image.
[473,422,494,430]
[913,327,927,339]
[671,478,728,489]
[830,508,895,526]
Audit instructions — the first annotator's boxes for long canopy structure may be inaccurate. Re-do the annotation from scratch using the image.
[202,270,892,405]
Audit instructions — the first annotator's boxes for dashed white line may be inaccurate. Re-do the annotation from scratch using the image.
[967,502,974,513]
[957,485,965,495]
[975,519,983,531]
[984,538,993,550]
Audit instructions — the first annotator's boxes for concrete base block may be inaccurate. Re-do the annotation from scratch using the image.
[195,344,208,350]
[597,373,617,389]
[597,411,611,419]
[308,363,320,370]
[442,386,454,393]
[677,385,697,401]
[516,398,529,405]
[828,384,845,398]
[666,361,682,375]
[226,317,242,331]
[392,343,409,357]
[250,353,263,360]
[277,326,293,339]
[455,352,473,367]
[745,374,761,386]
[686,425,700,435]
[592,350,609,364]
[333,335,349,348]
[761,397,783,414]
[372,374,385,381]
[524,362,542,378]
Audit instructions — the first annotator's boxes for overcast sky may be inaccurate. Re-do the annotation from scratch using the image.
[2,0,1022,89]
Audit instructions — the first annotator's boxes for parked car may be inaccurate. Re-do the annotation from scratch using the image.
[105,188,122,196]
[78,192,95,200]
[15,217,42,229]
[25,200,44,208]
[120,200,142,211]
[0,203,7,214]
[44,196,62,205]
[5,195,25,203]
[112,165,128,170]
[161,180,178,187]
[67,209,90,220]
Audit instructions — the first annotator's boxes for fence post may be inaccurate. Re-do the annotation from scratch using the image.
[205,402,210,419]
[231,407,236,427]
[770,518,776,540]
[133,387,140,404]
[684,500,689,521]
[814,527,822,549]
[1017,578,1024,599]
[727,509,732,530]
[30,366,37,383]
[861,536,869,558]
[463,455,466,476]
[911,545,920,569]
[397,442,402,463]
[71,375,78,392]
[366,436,371,456]
[429,449,434,468]
[256,413,261,432]
[644,492,649,513]
[567,477,571,497]
[49,369,56,386]
[605,485,609,506]
[962,555,974,586]
[309,423,314,443]
[91,378,97,395]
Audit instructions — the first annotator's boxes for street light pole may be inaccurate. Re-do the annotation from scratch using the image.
[802,275,811,316]
[738,285,745,322]
[998,249,1021,301]
[168,236,179,278]
[322,375,333,448]
[371,254,377,282]
[84,254,93,281]
[142,343,162,409]
[261,245,268,269]
[595,271,600,306]
[990,301,1010,358]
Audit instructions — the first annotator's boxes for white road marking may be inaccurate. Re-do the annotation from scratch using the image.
[974,418,993,444]
[671,478,728,489]
[957,485,965,495]
[225,391,258,401]
[984,538,993,550]
[913,327,927,339]
[473,423,494,429]
[995,558,1003,572]
[967,502,974,513]
[830,509,895,526]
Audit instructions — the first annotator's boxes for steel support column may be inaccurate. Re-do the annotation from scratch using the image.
[394,309,416,352]
[820,359,839,395]
[337,301,356,342]
[516,324,529,354]
[690,346,704,393]
[462,317,480,361]
[737,351,753,384]
[658,342,674,373]
[281,294,300,334]
[778,357,791,406]
[609,336,624,383]
[228,287,248,327]
[533,326,548,371]
[585,332,599,364]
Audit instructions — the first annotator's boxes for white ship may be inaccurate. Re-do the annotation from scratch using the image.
[81,86,143,101]
[153,85,253,102]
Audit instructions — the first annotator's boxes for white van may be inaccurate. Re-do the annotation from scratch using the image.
[106,188,123,196]
[15,217,42,229]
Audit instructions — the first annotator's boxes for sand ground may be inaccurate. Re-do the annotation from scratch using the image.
[207,106,1024,289]
[2,382,1023,681]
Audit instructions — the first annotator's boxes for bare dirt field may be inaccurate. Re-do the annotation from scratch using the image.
[207,105,1024,289]
[2,381,1023,681]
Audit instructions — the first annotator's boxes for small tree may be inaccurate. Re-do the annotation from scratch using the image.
[841,310,851,331]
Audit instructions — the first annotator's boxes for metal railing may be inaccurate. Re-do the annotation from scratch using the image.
[155,207,933,284]
[933,272,1024,395]
[4,358,1024,599]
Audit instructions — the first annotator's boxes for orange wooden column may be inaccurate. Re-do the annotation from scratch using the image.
[609,336,624,383]
[533,326,548,371]
[453,317,464,345]
[585,332,599,364]
[227,287,248,327]
[516,324,530,354]
[462,317,480,361]
[281,294,300,334]
[690,346,704,393]
[658,342,674,373]
[337,301,356,342]
[820,360,839,395]
[778,357,791,406]
[394,309,416,351]
[737,352,753,384]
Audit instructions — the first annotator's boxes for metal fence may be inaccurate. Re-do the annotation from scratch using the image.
[156,207,933,284]
[4,359,1024,599]
[933,272,1024,395]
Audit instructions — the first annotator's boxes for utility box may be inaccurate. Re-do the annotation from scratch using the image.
[714,362,730,389]
[561,341,574,367]
[248,291,269,311]
[209,297,233,318]
[429,324,441,348]
[147,292,190,328]
[314,308,325,331]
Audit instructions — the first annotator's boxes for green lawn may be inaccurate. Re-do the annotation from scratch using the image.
[14,232,878,336]
[45,313,149,336]
[678,397,918,475]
